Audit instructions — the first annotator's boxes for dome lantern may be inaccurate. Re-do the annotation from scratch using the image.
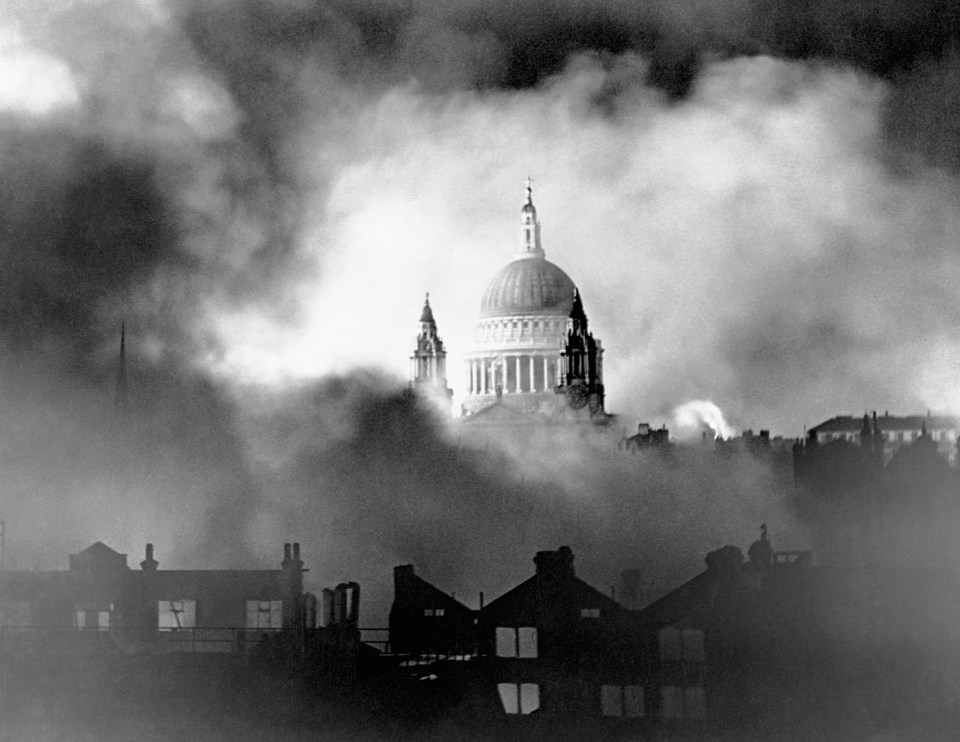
[519,176,544,259]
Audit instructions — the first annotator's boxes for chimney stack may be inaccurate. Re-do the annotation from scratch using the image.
[534,546,575,579]
[140,543,158,571]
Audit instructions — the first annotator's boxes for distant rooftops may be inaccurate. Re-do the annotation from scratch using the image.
[809,413,960,434]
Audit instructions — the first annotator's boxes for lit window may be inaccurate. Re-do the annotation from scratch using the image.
[495,626,538,658]
[601,684,623,716]
[423,607,446,617]
[682,629,705,662]
[624,685,644,717]
[246,600,283,629]
[685,687,706,719]
[581,608,601,618]
[661,685,705,719]
[658,628,681,661]
[496,627,516,657]
[518,627,538,658]
[661,686,683,719]
[0,601,31,628]
[75,609,111,631]
[601,685,645,717]
[159,600,197,631]
[498,683,540,714]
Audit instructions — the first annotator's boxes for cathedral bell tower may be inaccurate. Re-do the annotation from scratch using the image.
[410,294,453,414]
[557,288,605,415]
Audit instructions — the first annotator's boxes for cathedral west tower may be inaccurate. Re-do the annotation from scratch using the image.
[410,293,453,414]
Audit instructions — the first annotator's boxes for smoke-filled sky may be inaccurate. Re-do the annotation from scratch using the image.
[1,0,960,617]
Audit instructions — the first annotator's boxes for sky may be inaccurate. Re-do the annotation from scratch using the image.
[1,0,960,616]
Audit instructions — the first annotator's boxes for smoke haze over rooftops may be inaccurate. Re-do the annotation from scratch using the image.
[0,0,959,619]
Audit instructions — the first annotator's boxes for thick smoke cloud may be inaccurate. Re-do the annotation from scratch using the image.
[0,0,959,621]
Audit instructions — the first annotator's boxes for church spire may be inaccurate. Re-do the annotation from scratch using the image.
[519,176,544,258]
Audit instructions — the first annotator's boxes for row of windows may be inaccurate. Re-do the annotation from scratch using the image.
[1,600,286,630]
[496,683,704,719]
[423,608,446,617]
[820,430,957,443]
[157,600,284,630]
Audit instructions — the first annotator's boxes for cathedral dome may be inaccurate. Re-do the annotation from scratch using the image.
[480,257,576,318]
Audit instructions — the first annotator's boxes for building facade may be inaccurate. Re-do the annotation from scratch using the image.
[806,412,959,464]
[0,541,307,655]
[458,182,606,420]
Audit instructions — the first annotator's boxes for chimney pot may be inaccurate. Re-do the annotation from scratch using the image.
[293,542,301,562]
[284,543,292,561]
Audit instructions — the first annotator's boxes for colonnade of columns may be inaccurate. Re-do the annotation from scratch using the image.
[464,354,557,395]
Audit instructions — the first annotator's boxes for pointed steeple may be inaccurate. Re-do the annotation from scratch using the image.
[419,292,435,326]
[518,176,544,258]
[410,293,453,413]
[116,321,128,409]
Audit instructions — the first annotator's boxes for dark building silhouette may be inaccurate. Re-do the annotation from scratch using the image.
[793,411,960,567]
[388,564,477,658]
[479,547,645,720]
[621,422,670,452]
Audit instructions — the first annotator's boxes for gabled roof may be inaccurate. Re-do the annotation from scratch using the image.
[394,566,473,614]
[79,541,124,558]
[68,541,129,571]
[483,571,626,618]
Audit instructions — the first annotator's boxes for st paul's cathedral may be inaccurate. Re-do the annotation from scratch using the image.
[410,181,610,427]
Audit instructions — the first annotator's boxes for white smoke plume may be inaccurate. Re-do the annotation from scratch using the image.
[673,399,737,439]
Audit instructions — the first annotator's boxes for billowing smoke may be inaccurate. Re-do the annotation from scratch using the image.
[0,0,958,626]
[674,400,737,440]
